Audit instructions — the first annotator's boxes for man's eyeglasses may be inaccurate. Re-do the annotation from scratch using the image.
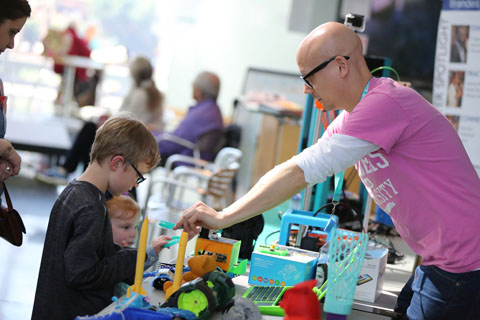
[126,159,147,184]
[300,56,350,88]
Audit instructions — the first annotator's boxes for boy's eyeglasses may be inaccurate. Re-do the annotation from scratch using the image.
[300,55,350,88]
[126,159,147,184]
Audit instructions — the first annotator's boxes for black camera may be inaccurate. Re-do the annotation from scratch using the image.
[344,13,365,32]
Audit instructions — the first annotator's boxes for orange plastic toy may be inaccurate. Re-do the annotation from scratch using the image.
[163,254,217,291]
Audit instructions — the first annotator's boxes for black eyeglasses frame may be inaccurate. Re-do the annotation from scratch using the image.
[300,55,350,88]
[126,159,147,184]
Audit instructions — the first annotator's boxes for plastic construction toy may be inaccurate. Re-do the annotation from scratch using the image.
[164,232,189,300]
[242,285,292,316]
[280,279,322,320]
[111,292,150,311]
[75,307,173,320]
[163,254,218,292]
[159,220,181,230]
[161,270,235,320]
[163,236,180,248]
[258,244,289,256]
[144,263,192,291]
[153,272,174,291]
[144,268,175,291]
[127,215,149,297]
[227,259,248,277]
[75,306,197,320]
[194,228,241,272]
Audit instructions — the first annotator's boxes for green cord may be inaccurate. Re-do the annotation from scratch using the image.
[370,66,400,81]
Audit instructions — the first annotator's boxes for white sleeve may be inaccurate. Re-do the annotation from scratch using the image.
[292,134,380,185]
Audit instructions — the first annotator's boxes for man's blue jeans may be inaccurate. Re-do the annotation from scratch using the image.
[395,265,480,319]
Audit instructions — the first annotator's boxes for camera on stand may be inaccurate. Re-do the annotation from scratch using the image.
[344,13,365,32]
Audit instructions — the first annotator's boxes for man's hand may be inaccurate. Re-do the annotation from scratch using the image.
[174,201,225,238]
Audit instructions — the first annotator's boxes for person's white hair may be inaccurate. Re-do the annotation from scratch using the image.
[193,71,220,100]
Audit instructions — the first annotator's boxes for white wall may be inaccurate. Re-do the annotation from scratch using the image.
[154,0,338,118]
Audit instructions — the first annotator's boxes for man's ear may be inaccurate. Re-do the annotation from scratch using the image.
[110,155,125,171]
[336,56,349,77]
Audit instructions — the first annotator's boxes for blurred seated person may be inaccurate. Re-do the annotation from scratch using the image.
[119,57,164,132]
[157,71,223,166]
[35,56,164,185]
[43,24,99,107]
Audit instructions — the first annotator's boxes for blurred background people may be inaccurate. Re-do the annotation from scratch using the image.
[119,56,164,132]
[447,71,464,108]
[157,71,223,166]
[35,56,164,185]
[450,25,469,63]
[43,24,100,107]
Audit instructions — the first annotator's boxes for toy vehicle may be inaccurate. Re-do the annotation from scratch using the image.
[161,270,235,320]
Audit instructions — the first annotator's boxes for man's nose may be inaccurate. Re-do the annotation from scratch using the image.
[304,84,313,94]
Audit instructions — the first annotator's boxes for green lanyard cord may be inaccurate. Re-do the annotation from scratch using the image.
[331,77,372,213]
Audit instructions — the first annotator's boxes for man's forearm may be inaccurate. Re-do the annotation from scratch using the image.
[221,160,307,227]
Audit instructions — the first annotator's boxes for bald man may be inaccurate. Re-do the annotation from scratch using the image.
[176,22,480,319]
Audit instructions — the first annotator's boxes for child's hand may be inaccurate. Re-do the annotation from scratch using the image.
[120,240,133,247]
[151,235,171,255]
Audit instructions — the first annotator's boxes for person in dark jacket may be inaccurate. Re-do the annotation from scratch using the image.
[32,115,160,319]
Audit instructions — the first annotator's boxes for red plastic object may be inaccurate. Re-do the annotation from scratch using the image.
[280,279,322,320]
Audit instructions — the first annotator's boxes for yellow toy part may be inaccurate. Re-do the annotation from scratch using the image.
[164,232,189,300]
[126,215,149,297]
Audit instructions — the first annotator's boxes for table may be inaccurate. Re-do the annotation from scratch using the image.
[6,118,70,156]
[56,55,104,116]
[98,273,280,320]
[4,116,83,164]
[98,269,406,319]
[98,235,415,319]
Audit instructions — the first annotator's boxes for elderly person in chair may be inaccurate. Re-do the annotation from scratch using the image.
[158,71,223,166]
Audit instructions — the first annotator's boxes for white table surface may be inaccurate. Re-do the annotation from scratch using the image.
[98,236,415,319]
[98,273,280,320]
[5,118,72,150]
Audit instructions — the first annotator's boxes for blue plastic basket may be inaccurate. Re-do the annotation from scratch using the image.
[323,228,369,315]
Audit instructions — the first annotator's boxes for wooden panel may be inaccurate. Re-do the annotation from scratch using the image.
[275,122,300,164]
[251,114,279,186]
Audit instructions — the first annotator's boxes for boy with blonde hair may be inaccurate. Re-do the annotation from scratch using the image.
[33,115,161,320]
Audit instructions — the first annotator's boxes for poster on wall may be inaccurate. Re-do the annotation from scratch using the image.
[433,0,480,176]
